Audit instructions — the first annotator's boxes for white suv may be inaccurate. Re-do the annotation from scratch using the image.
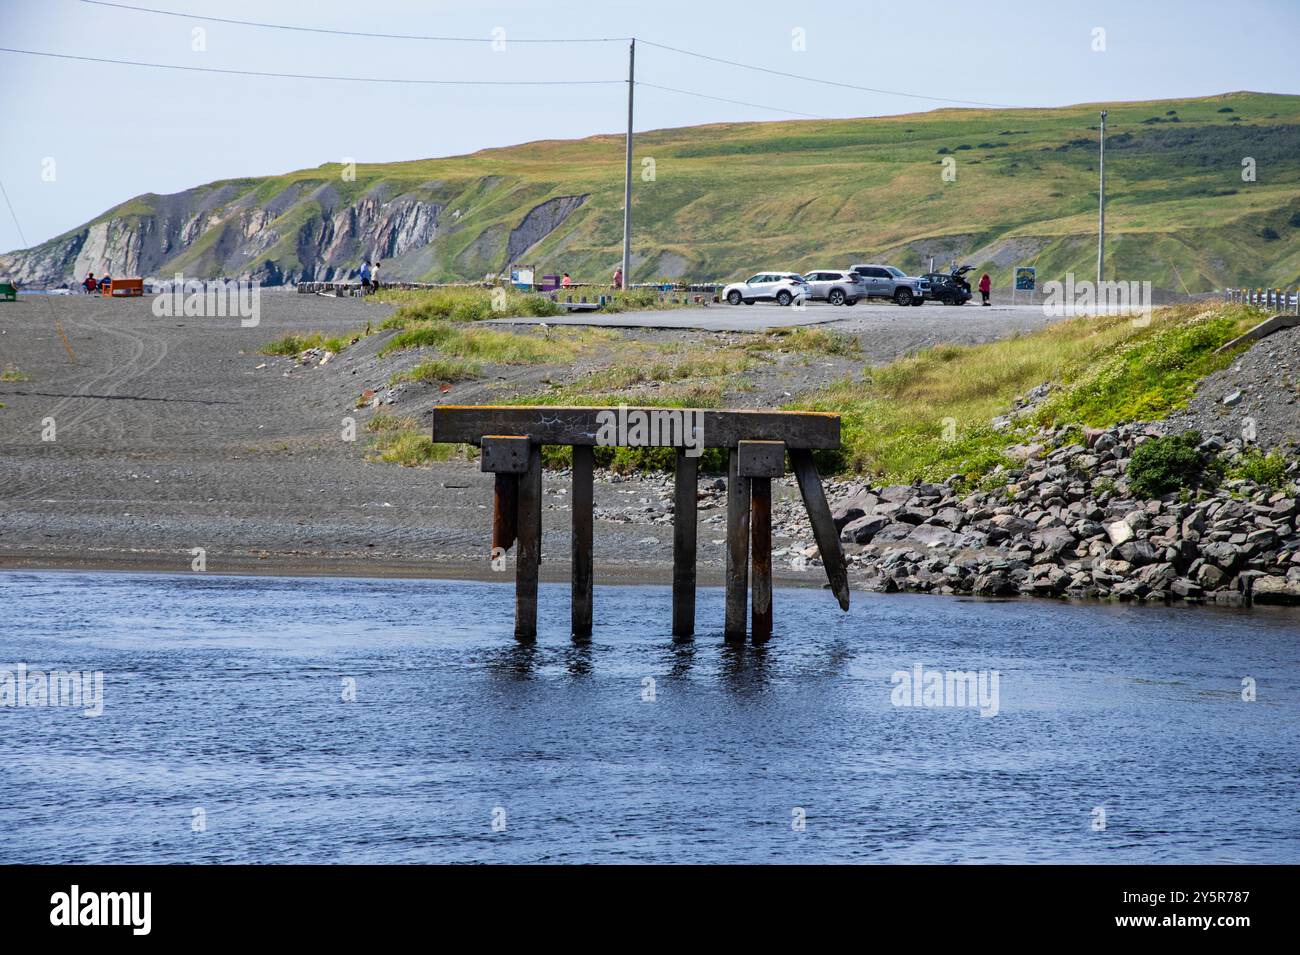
[723,271,811,306]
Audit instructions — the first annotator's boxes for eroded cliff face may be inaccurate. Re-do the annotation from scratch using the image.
[1,178,590,287]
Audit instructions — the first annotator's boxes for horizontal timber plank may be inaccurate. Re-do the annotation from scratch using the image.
[432,405,840,450]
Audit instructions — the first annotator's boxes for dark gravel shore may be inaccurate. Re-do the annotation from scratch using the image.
[0,291,1064,581]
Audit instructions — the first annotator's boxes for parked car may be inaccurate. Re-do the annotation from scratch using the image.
[921,265,974,306]
[802,269,863,305]
[849,264,931,306]
[723,271,811,306]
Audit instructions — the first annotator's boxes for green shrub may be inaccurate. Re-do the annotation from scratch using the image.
[260,331,350,356]
[1127,431,1205,498]
[1227,449,1288,487]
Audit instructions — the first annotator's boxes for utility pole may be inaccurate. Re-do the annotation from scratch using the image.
[1097,109,1106,285]
[621,39,635,291]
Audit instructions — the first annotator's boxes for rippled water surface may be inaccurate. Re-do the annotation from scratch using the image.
[1,570,1297,863]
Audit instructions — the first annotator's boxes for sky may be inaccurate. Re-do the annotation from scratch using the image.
[1,0,1298,251]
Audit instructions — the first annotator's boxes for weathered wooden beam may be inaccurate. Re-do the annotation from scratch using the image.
[432,405,840,450]
[571,444,594,639]
[514,443,543,641]
[738,439,785,478]
[724,447,751,642]
[492,473,518,553]
[789,449,851,612]
[672,448,698,637]
[481,435,531,473]
[751,476,773,643]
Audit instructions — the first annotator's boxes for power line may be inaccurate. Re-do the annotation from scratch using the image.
[637,38,1024,109]
[80,0,1026,110]
[0,47,622,85]
[639,83,823,119]
[78,1,629,42]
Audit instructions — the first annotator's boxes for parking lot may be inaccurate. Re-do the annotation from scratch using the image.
[490,298,1054,334]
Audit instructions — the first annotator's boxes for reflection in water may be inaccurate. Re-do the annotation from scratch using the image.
[719,640,770,698]
[1,570,1297,864]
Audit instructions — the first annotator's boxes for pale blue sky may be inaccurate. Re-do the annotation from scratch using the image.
[2,0,1297,251]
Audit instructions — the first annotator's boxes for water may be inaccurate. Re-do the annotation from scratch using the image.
[1,570,1297,864]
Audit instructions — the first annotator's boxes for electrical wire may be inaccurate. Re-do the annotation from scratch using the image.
[78,1,630,42]
[0,47,623,85]
[639,83,823,119]
[637,38,1024,109]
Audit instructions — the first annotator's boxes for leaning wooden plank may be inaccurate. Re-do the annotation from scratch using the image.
[750,476,773,643]
[724,447,751,642]
[672,448,698,637]
[514,444,543,641]
[571,444,594,639]
[789,449,851,612]
[432,405,840,450]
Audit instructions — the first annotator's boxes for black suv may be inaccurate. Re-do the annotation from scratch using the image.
[920,265,973,306]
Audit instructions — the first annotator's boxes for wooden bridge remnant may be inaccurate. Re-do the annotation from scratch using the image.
[431,405,850,643]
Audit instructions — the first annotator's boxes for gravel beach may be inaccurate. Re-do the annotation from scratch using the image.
[0,291,1058,582]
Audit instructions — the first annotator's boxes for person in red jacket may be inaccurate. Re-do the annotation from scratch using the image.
[978,272,991,306]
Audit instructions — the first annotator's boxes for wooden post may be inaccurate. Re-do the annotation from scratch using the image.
[492,473,518,553]
[672,448,698,637]
[737,440,783,643]
[750,476,772,643]
[515,443,542,641]
[724,447,750,642]
[789,449,851,612]
[571,444,594,639]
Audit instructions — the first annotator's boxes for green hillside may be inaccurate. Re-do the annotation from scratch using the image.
[6,90,1300,289]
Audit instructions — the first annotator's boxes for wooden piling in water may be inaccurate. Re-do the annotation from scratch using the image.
[724,447,751,642]
[738,440,783,642]
[750,476,772,642]
[672,448,698,637]
[571,444,594,639]
[430,405,848,641]
[514,443,543,641]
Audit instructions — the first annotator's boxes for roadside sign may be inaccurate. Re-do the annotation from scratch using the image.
[1015,267,1036,291]
[510,266,534,290]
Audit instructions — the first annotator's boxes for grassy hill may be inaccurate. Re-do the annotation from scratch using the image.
[5,90,1299,289]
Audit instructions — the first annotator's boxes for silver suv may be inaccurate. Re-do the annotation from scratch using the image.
[849,264,930,306]
[803,269,863,305]
[723,271,811,307]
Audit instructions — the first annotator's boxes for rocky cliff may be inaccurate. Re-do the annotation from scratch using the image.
[2,174,589,288]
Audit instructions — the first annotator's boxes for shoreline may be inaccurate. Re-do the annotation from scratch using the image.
[0,549,820,590]
[5,551,1298,624]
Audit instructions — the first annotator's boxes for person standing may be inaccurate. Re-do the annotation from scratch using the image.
[561,272,572,287]
[359,259,371,295]
[978,272,991,306]
[612,266,623,290]
[372,261,381,292]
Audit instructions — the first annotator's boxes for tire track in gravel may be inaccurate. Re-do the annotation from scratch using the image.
[50,310,170,443]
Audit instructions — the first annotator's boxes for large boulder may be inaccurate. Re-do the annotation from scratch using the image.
[840,514,889,544]
[1251,576,1300,605]
[831,491,878,530]
[1031,526,1077,557]
[1105,520,1134,546]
